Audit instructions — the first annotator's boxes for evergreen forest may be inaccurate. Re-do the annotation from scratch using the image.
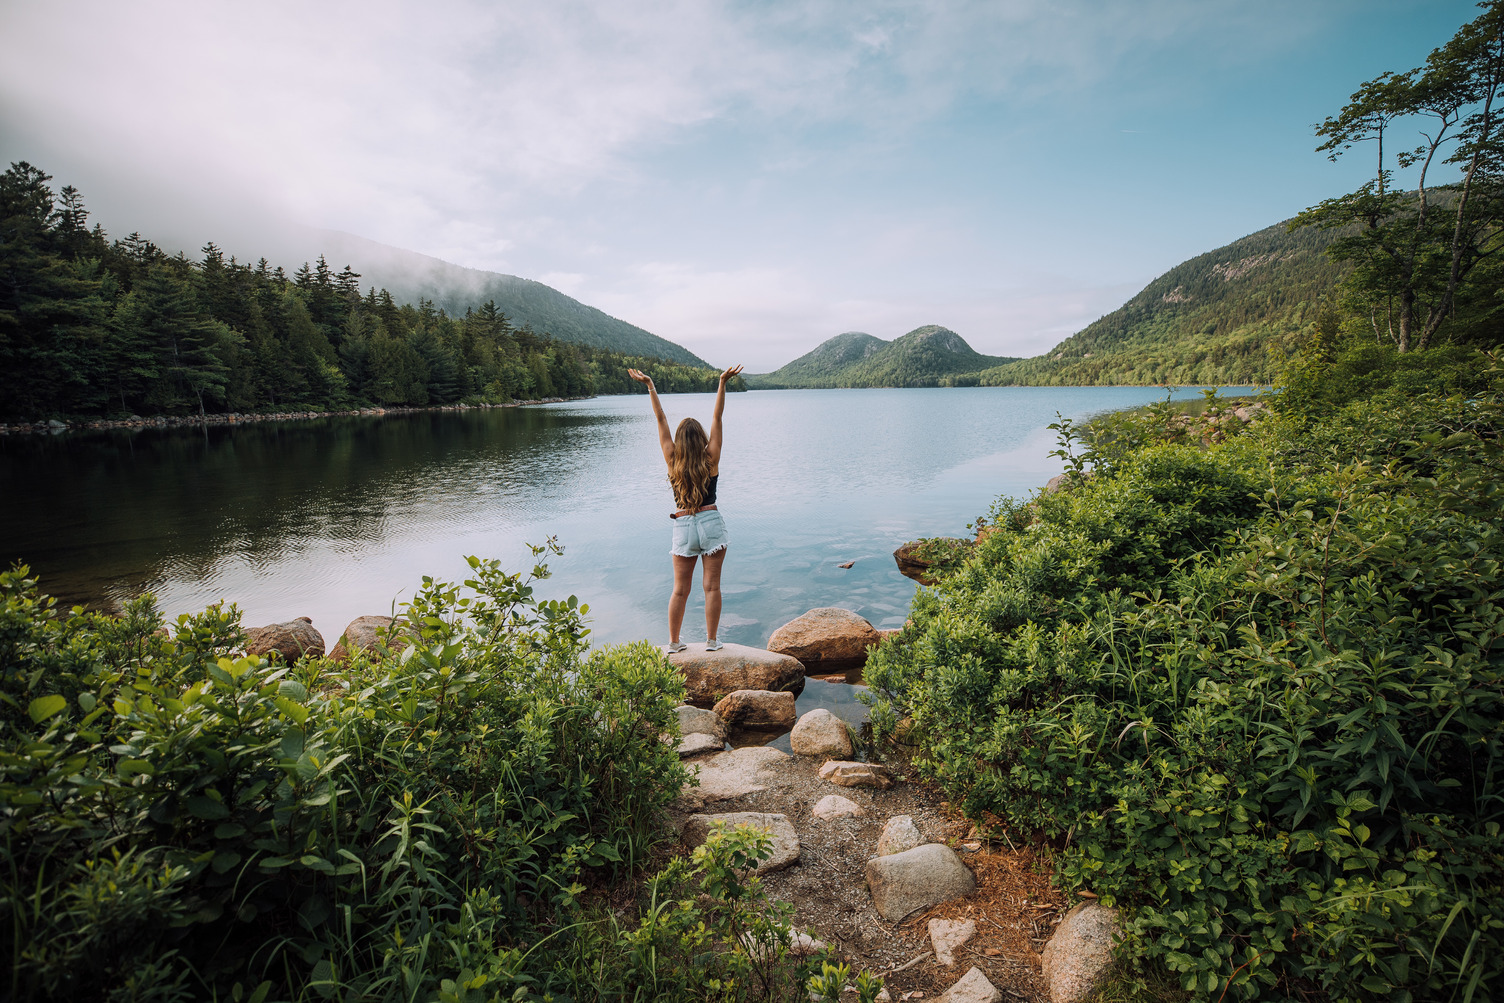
[0,163,738,422]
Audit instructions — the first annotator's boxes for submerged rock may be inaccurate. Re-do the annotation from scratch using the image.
[892,538,971,585]
[670,643,804,707]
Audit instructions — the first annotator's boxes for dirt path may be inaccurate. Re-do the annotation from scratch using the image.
[672,749,1069,1000]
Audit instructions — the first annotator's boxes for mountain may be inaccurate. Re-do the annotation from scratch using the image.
[979,219,1349,387]
[747,325,1020,388]
[256,228,712,368]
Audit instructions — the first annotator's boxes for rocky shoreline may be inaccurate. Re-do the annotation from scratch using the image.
[0,397,587,436]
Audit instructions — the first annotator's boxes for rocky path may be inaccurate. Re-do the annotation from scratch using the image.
[667,627,1119,1003]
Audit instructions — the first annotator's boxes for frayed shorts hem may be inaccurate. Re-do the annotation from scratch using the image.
[670,509,729,558]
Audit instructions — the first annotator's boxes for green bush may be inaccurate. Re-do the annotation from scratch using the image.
[866,388,1504,1001]
[0,552,693,1001]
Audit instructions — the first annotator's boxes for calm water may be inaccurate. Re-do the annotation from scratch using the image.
[1,387,1236,732]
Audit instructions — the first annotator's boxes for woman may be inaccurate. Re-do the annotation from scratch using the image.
[627,364,743,652]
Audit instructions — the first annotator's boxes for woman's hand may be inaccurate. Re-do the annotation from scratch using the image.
[718,364,744,384]
[628,368,655,389]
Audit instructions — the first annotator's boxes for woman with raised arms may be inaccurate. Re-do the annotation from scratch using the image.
[627,364,743,653]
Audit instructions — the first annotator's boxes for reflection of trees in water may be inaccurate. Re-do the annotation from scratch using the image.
[0,408,627,606]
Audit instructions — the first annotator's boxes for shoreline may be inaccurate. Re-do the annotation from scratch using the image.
[0,397,593,436]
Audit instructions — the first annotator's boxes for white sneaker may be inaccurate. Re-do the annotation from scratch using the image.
[704,639,724,652]
[666,641,688,653]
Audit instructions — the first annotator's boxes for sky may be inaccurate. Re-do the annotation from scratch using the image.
[0,0,1485,371]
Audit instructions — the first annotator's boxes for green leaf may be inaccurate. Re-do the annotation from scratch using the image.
[187,795,231,820]
[28,695,66,723]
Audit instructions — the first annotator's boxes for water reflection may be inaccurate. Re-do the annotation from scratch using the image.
[2,387,1240,682]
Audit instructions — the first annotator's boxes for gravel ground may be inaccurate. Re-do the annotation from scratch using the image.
[669,747,1070,1001]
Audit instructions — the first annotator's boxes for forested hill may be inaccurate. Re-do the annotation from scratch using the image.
[301,230,710,367]
[747,325,1019,388]
[0,162,734,421]
[979,218,1350,386]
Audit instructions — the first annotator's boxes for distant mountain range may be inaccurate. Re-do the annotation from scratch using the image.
[746,217,1349,390]
[262,228,712,368]
[745,325,1020,388]
[978,218,1348,386]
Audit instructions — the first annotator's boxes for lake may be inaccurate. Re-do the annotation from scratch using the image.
[1,386,1240,735]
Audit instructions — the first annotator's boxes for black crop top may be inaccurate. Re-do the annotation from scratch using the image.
[676,474,718,510]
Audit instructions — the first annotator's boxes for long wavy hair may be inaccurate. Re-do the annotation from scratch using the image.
[668,417,714,509]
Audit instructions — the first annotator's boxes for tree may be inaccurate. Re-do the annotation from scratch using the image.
[1295,2,1504,351]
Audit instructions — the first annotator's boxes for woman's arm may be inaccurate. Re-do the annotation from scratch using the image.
[628,368,675,465]
[707,364,743,467]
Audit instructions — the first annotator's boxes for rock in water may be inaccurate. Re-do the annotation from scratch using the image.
[676,704,728,742]
[329,615,409,662]
[682,746,791,807]
[245,617,325,662]
[767,607,880,672]
[1040,903,1119,1003]
[892,538,970,585]
[935,967,1001,1003]
[819,760,892,789]
[670,643,805,707]
[876,815,924,856]
[929,918,977,966]
[712,690,797,730]
[681,812,800,873]
[790,708,854,756]
[864,843,975,921]
[812,794,864,820]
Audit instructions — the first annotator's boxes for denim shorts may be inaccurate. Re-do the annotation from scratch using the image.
[670,509,729,558]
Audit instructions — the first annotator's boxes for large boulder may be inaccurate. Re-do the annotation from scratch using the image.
[683,746,791,807]
[245,617,324,662]
[819,760,892,789]
[670,643,804,707]
[790,709,853,757]
[328,615,410,662]
[767,608,881,672]
[876,815,924,857]
[712,690,797,731]
[864,843,975,921]
[676,704,728,742]
[935,967,1001,1003]
[681,812,800,873]
[1040,903,1119,1003]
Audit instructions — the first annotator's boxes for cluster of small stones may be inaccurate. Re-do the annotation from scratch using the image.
[0,398,580,435]
[668,602,1119,1003]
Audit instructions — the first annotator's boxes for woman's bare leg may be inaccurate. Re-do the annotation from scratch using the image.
[669,554,697,643]
[701,548,726,641]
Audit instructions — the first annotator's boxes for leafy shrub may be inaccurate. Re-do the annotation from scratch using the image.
[0,552,691,1001]
[866,386,1504,1001]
